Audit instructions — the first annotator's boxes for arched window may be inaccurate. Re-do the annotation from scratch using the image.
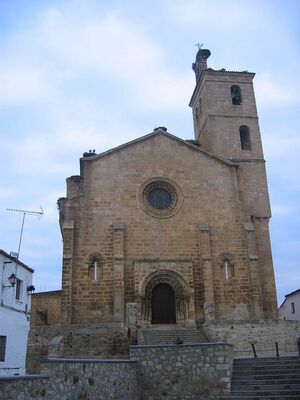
[88,254,103,281]
[222,258,234,281]
[231,85,242,105]
[240,125,251,150]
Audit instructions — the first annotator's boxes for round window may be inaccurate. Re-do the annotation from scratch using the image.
[138,178,183,218]
[148,188,172,210]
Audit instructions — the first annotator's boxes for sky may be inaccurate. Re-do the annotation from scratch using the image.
[0,0,299,306]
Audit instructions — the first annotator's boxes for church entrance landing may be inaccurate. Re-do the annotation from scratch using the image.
[151,283,176,324]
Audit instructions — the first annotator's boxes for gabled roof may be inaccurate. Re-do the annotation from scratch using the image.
[284,288,300,298]
[0,249,34,273]
[80,129,237,168]
[278,288,300,309]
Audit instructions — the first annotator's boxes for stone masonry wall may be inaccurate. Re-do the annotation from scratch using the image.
[31,291,62,326]
[191,70,277,320]
[131,343,234,400]
[0,359,138,400]
[59,132,268,325]
[204,320,300,357]
[26,324,129,373]
[1,344,233,400]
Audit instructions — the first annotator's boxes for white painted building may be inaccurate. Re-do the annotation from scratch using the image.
[0,250,34,376]
[279,289,300,321]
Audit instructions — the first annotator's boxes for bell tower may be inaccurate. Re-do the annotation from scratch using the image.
[190,48,264,161]
[190,49,278,318]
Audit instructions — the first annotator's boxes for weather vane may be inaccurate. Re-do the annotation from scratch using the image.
[195,42,203,50]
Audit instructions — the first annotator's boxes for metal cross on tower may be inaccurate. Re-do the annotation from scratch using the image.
[195,42,203,50]
[6,207,44,259]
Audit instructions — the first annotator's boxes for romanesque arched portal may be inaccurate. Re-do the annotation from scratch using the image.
[138,269,193,326]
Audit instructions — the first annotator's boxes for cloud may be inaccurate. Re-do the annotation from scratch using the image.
[255,74,299,108]
[0,64,52,105]
[276,260,300,284]
[271,205,294,217]
[263,131,300,158]
[0,0,299,301]
[263,130,300,188]
[35,8,152,75]
[38,7,193,110]
[0,5,192,112]
[165,0,266,30]
[0,187,19,200]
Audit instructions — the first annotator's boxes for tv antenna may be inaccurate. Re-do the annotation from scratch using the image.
[6,207,44,259]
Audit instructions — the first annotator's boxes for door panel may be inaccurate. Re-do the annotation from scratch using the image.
[151,283,176,324]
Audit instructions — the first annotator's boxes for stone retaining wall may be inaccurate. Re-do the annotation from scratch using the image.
[204,320,300,357]
[0,359,138,400]
[131,342,234,400]
[1,343,233,400]
[27,323,129,373]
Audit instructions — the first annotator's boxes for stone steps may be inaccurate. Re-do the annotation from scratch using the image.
[233,377,300,384]
[220,395,300,399]
[233,368,300,375]
[232,381,300,388]
[220,356,300,400]
[139,328,209,345]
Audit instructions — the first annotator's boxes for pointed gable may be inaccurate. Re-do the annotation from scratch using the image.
[80,129,236,170]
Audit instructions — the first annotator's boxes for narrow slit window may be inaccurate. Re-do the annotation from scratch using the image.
[291,302,295,314]
[240,125,251,150]
[223,258,234,280]
[199,98,202,115]
[194,107,199,132]
[88,256,102,281]
[231,85,242,105]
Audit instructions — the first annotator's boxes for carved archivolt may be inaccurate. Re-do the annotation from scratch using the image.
[85,252,104,264]
[139,269,190,297]
[138,269,191,322]
[216,252,236,265]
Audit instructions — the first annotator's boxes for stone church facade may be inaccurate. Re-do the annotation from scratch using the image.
[56,47,277,329]
[29,50,300,371]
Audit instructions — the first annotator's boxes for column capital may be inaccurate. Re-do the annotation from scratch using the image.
[198,222,210,232]
[113,221,124,230]
[243,222,255,232]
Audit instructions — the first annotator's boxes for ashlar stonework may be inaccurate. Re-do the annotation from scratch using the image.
[28,49,299,369]
[54,48,277,327]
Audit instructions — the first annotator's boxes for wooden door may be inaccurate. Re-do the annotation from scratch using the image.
[151,283,176,324]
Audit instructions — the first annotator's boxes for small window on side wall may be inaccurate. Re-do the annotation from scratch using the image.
[15,279,23,301]
[88,254,103,281]
[231,85,242,105]
[0,336,6,361]
[222,258,234,281]
[240,125,251,150]
[291,302,295,314]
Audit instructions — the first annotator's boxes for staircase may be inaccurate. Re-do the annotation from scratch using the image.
[139,328,209,345]
[221,356,300,399]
